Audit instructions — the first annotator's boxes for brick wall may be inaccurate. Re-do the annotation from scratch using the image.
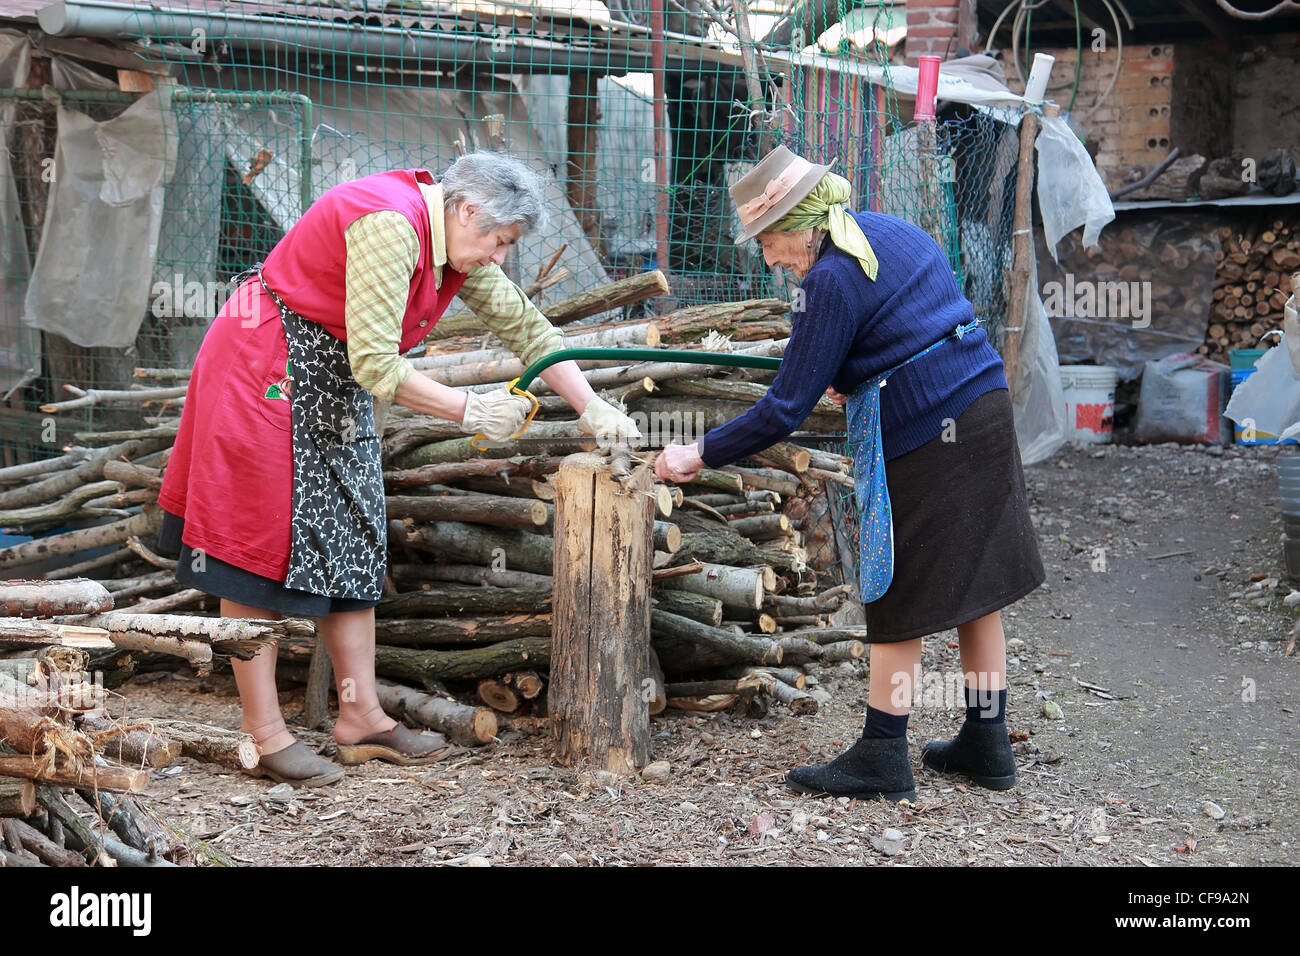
[903,0,968,64]
[1004,43,1234,189]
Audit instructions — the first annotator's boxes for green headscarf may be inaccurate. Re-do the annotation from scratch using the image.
[770,172,878,282]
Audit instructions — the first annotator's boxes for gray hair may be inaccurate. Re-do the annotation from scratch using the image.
[440,151,549,235]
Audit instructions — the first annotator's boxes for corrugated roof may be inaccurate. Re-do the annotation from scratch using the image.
[0,0,50,20]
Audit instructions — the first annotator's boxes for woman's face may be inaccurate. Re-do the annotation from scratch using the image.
[755,228,817,279]
[445,203,522,272]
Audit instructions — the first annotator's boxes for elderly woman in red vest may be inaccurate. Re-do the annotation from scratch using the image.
[158,152,638,786]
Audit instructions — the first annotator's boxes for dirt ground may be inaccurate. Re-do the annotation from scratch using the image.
[105,442,1298,866]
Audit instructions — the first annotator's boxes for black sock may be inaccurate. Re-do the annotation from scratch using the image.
[965,686,1007,724]
[862,706,909,739]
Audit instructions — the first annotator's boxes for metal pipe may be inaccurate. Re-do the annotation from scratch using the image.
[37,0,662,76]
[650,0,670,280]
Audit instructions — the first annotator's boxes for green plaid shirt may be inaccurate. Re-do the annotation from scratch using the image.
[343,180,563,402]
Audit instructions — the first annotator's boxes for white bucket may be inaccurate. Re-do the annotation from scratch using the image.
[1059,365,1118,444]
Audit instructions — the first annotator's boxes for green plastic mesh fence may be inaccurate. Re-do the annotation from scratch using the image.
[0,1,1024,584]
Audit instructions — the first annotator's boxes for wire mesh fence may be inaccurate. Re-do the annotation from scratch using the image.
[0,1,1025,583]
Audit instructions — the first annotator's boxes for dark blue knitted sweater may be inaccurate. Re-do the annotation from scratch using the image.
[698,210,1007,467]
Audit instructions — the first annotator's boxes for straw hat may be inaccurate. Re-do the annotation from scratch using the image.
[729,145,832,244]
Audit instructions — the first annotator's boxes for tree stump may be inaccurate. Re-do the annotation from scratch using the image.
[550,451,653,774]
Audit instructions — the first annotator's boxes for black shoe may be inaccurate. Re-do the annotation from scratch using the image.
[920,720,1017,791]
[784,735,916,802]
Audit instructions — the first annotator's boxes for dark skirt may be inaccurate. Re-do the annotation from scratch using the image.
[863,387,1045,642]
[157,509,381,616]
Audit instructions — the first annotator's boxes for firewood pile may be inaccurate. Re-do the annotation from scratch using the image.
[0,578,288,867]
[1201,220,1300,364]
[0,271,863,837]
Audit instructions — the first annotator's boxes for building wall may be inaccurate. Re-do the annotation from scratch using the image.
[1233,35,1300,168]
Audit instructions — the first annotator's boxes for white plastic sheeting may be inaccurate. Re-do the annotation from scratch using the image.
[1012,252,1069,465]
[0,29,37,395]
[1036,114,1114,261]
[22,89,177,348]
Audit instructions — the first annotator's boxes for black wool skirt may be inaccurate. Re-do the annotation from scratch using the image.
[157,510,381,617]
[863,387,1045,642]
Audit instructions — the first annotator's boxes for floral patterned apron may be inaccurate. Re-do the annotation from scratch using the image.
[256,270,387,601]
[846,320,980,603]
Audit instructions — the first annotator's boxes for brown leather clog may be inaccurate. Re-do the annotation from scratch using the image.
[245,740,345,788]
[335,723,450,766]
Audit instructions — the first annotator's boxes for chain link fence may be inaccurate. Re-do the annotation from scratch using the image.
[1,2,1025,584]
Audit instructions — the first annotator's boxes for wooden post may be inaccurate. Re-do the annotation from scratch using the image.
[1001,104,1050,398]
[549,452,653,774]
[566,72,604,262]
[303,639,333,731]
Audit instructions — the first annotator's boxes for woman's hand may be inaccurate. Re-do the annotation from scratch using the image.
[825,384,848,406]
[460,387,533,441]
[654,442,703,483]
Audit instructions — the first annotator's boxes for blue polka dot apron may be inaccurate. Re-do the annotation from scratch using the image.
[845,320,980,603]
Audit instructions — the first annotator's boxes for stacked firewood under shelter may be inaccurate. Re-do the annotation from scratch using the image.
[0,271,865,860]
[1202,220,1300,364]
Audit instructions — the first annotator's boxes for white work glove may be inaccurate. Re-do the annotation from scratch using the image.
[577,395,643,446]
[460,387,533,442]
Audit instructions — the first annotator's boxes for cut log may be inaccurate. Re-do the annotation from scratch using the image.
[0,480,124,530]
[428,270,670,339]
[373,636,550,688]
[77,788,192,865]
[0,754,147,791]
[71,612,285,663]
[0,506,162,573]
[384,455,561,491]
[677,531,804,576]
[680,467,744,495]
[722,465,802,497]
[0,777,36,817]
[375,614,552,647]
[819,639,866,662]
[646,646,667,716]
[0,439,171,511]
[476,678,519,713]
[659,561,766,612]
[141,719,260,770]
[0,578,114,618]
[511,670,544,699]
[375,583,552,618]
[395,562,553,591]
[652,520,682,553]
[393,519,555,575]
[651,559,704,583]
[386,493,551,531]
[724,513,792,541]
[304,641,333,731]
[375,679,497,746]
[550,452,653,774]
[652,588,723,625]
[3,817,85,866]
[650,609,782,673]
[664,676,763,697]
[769,678,818,715]
[78,714,182,768]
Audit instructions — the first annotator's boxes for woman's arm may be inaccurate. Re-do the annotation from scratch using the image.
[694,270,856,469]
[343,212,473,422]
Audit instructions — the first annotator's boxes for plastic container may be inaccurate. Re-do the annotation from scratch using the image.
[1059,365,1117,444]
[1229,348,1269,372]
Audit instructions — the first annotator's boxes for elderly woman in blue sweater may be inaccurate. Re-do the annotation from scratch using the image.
[655,146,1045,802]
